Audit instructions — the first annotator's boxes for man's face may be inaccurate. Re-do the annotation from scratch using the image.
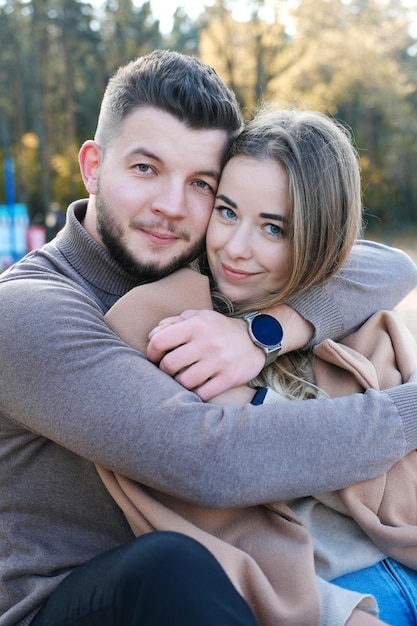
[83,107,229,282]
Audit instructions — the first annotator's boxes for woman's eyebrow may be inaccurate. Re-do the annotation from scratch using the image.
[259,212,287,222]
[216,193,238,209]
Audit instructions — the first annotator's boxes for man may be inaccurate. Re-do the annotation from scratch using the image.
[0,49,416,626]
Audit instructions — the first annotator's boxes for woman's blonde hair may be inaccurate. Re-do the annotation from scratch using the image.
[199,106,363,399]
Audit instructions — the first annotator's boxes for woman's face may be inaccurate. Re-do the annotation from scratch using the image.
[206,155,291,305]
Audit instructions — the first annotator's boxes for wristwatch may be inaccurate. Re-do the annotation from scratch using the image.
[241,311,284,366]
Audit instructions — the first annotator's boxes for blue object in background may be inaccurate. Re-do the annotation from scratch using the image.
[13,203,29,258]
[0,204,12,268]
[0,158,29,270]
[0,203,29,269]
[4,157,15,206]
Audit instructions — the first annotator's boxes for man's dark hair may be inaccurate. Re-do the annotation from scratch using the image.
[95,49,243,147]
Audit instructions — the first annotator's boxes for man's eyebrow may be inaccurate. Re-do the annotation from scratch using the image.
[126,147,161,161]
[216,193,238,209]
[201,170,222,181]
[126,147,220,179]
[259,212,287,222]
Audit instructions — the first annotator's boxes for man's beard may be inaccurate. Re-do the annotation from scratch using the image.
[95,191,205,284]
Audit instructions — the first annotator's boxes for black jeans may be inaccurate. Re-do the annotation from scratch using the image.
[30,531,258,625]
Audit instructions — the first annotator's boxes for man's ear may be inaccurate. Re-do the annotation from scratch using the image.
[78,140,102,194]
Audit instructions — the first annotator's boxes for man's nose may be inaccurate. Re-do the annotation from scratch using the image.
[151,182,188,219]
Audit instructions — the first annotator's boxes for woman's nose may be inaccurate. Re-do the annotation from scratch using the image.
[224,226,252,260]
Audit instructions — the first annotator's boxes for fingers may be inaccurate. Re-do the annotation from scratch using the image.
[146,310,266,401]
[192,377,238,402]
[147,319,196,365]
[159,343,206,381]
[147,311,204,361]
[148,317,182,342]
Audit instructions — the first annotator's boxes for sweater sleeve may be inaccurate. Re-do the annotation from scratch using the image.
[1,274,417,508]
[288,240,417,346]
[316,576,378,626]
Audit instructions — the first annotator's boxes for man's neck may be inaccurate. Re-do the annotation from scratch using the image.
[81,196,104,248]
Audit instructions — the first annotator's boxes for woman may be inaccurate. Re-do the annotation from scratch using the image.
[103,107,417,625]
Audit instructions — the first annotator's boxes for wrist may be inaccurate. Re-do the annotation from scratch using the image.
[241,311,284,366]
[251,387,268,405]
[263,303,314,354]
[209,386,257,406]
[251,387,285,405]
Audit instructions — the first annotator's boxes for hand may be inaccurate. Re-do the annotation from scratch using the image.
[147,309,266,400]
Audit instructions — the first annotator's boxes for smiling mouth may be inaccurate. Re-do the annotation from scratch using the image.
[221,263,256,280]
[140,228,180,245]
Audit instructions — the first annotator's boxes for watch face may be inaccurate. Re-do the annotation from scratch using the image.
[251,314,283,347]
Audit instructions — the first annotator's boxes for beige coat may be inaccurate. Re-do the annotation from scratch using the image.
[101,267,417,625]
[314,309,417,569]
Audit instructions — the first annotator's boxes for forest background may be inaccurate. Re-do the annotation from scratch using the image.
[2,0,417,246]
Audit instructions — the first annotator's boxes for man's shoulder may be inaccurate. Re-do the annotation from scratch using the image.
[0,248,99,316]
[0,250,78,292]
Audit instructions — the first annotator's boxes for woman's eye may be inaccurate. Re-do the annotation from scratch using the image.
[264,223,283,237]
[216,206,237,221]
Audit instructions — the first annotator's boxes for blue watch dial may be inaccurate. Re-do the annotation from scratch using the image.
[251,314,283,347]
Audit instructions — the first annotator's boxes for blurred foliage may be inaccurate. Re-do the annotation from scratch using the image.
[1,0,417,233]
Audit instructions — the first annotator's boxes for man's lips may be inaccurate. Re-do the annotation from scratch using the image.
[140,228,180,245]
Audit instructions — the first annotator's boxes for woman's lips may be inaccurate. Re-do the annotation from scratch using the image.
[221,263,256,281]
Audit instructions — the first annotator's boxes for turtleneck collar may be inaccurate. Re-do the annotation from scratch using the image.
[55,200,142,304]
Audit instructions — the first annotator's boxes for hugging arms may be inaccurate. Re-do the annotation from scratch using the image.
[103,107,417,625]
[2,51,417,626]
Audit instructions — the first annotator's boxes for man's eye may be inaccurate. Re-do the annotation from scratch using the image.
[136,164,152,173]
[194,180,214,193]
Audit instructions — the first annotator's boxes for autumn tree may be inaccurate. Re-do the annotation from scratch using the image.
[268,0,417,223]
[101,0,162,71]
[2,0,417,227]
[199,0,288,111]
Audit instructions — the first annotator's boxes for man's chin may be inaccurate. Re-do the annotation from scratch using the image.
[129,246,204,283]
[135,260,192,283]
[121,254,197,284]
[103,236,204,283]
